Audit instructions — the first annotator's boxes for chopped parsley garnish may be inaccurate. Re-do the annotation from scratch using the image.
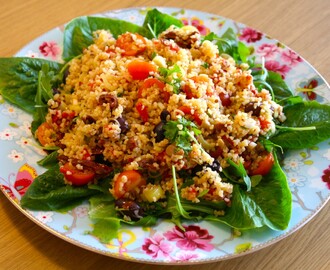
[150,51,157,59]
[164,117,201,152]
[158,64,182,94]
[202,62,209,68]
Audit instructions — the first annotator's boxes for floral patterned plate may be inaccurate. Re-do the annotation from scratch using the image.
[1,7,329,264]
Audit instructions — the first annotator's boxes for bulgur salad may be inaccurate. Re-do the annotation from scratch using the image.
[1,9,330,243]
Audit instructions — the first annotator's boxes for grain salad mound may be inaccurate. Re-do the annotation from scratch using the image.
[39,25,285,205]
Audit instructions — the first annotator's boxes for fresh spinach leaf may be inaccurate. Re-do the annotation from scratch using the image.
[203,28,251,64]
[37,150,59,168]
[142,8,184,38]
[0,57,63,114]
[217,28,237,55]
[266,71,293,100]
[237,41,250,63]
[20,165,100,211]
[31,64,57,133]
[270,101,330,149]
[277,95,304,108]
[180,198,226,215]
[207,152,291,230]
[90,219,120,243]
[63,16,148,61]
[88,193,157,242]
[86,193,120,243]
[282,100,330,126]
[223,159,251,191]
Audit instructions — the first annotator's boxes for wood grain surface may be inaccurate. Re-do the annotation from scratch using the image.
[0,0,329,269]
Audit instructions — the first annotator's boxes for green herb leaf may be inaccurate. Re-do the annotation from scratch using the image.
[158,64,182,93]
[201,62,209,69]
[164,117,201,152]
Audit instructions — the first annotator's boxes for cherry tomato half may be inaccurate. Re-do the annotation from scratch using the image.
[251,152,274,176]
[127,60,157,80]
[60,162,95,186]
[116,33,146,56]
[35,122,53,146]
[113,170,146,199]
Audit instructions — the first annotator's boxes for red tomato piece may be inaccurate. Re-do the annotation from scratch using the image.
[138,78,165,98]
[113,170,146,199]
[127,60,157,80]
[251,152,274,176]
[182,84,194,99]
[116,33,146,56]
[178,105,202,125]
[259,118,271,129]
[178,105,192,115]
[60,162,95,186]
[136,101,149,122]
[81,148,91,160]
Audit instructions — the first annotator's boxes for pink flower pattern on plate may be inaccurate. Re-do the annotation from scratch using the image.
[265,60,291,78]
[281,49,303,66]
[176,251,199,261]
[39,41,61,60]
[181,17,210,35]
[239,27,262,43]
[321,166,330,189]
[142,234,173,258]
[257,43,279,58]
[164,225,214,251]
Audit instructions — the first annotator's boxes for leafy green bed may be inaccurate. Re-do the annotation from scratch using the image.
[1,9,330,243]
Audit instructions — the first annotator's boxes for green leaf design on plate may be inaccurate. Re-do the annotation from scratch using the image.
[235,242,252,253]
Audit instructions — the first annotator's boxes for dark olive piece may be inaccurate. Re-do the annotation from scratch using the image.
[160,109,170,122]
[117,116,129,134]
[208,160,221,173]
[52,88,60,95]
[154,122,165,142]
[63,68,70,84]
[115,199,144,219]
[99,93,118,109]
[244,102,262,117]
[191,164,204,176]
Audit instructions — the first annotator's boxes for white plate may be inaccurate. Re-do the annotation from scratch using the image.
[1,7,330,264]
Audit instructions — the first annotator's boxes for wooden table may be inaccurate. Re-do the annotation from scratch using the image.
[1,0,329,269]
